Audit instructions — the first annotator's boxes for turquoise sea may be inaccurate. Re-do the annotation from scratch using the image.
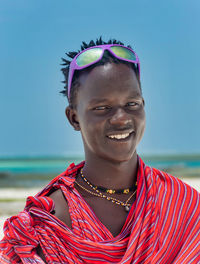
[0,155,200,188]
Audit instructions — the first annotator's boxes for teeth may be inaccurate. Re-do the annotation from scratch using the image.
[108,133,130,139]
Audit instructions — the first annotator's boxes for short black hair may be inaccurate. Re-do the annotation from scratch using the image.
[60,37,141,108]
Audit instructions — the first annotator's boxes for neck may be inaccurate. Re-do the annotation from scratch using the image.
[82,152,138,189]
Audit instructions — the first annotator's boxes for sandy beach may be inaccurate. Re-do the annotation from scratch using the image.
[0,178,200,239]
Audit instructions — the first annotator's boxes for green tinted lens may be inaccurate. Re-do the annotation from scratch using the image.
[76,48,103,67]
[110,46,137,61]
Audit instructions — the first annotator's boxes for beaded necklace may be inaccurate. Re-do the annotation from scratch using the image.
[80,168,137,194]
[75,168,137,212]
[75,180,136,212]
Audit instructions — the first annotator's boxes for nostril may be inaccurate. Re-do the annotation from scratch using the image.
[109,109,131,126]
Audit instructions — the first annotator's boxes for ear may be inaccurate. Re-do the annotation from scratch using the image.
[65,106,80,131]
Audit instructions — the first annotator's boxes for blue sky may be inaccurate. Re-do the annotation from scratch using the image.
[1,0,200,156]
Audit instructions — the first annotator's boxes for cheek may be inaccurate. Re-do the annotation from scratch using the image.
[135,110,146,134]
[141,111,146,127]
[79,115,101,142]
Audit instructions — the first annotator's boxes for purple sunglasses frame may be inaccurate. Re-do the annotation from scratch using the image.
[67,44,140,98]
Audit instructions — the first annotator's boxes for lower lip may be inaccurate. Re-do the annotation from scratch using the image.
[107,132,134,142]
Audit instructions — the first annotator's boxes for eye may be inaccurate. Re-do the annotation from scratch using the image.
[93,105,111,111]
[126,101,141,108]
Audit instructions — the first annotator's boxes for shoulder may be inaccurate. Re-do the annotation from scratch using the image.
[152,166,199,193]
[48,189,72,228]
[26,161,85,227]
[151,166,200,212]
[42,161,84,227]
[35,161,84,197]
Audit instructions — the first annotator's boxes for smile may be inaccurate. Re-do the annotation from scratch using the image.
[108,132,132,140]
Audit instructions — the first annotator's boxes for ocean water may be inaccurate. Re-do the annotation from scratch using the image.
[0,155,199,188]
[0,156,84,187]
[0,158,83,174]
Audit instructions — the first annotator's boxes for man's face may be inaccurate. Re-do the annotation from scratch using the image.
[69,62,146,163]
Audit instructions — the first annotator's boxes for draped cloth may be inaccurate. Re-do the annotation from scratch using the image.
[0,157,200,263]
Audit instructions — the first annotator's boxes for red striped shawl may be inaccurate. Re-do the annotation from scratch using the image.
[0,158,200,263]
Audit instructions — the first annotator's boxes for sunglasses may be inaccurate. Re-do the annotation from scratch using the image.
[67,44,140,98]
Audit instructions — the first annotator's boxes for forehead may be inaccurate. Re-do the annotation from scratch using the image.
[77,62,141,103]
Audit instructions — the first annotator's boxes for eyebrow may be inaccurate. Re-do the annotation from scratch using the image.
[89,95,143,105]
[89,99,108,104]
[128,91,143,98]
[128,95,143,100]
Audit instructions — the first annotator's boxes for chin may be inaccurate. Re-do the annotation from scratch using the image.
[101,149,137,164]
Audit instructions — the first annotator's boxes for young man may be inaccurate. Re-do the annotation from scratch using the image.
[0,38,200,263]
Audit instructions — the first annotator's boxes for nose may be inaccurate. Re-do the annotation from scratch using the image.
[109,107,132,127]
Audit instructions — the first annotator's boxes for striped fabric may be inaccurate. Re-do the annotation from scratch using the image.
[0,157,200,263]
